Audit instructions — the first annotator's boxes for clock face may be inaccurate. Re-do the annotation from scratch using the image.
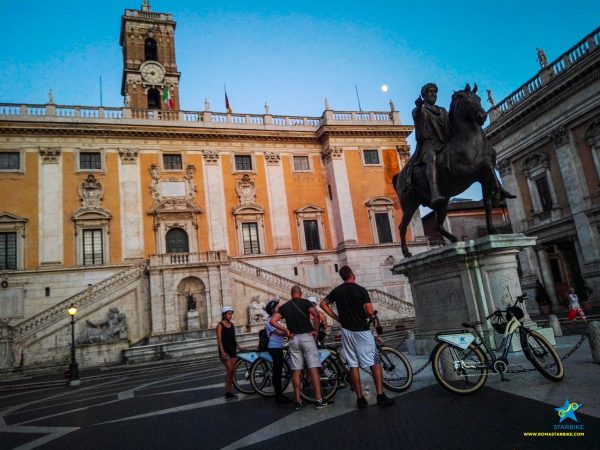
[140,62,165,84]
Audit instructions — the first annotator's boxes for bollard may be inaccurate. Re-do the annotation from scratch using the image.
[406,330,416,355]
[586,321,600,364]
[548,314,563,337]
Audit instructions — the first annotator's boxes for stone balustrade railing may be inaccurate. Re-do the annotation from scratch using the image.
[230,259,414,316]
[490,26,600,121]
[229,259,329,299]
[0,103,398,128]
[14,264,146,340]
[369,288,415,316]
[149,251,229,266]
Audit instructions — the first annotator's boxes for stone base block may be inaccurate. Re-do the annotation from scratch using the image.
[187,311,200,330]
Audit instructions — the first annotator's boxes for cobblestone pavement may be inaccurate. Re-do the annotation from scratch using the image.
[0,334,598,450]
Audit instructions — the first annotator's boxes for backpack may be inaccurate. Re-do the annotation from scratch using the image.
[258,327,270,351]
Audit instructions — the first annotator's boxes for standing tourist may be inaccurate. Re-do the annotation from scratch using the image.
[320,266,395,408]
[264,300,293,404]
[567,287,587,323]
[270,286,334,411]
[216,306,242,400]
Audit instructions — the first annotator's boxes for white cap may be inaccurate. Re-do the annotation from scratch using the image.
[221,306,234,314]
[307,296,317,304]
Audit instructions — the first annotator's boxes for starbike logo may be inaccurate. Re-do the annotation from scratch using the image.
[522,399,585,438]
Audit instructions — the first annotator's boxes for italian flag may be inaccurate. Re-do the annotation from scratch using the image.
[162,86,174,110]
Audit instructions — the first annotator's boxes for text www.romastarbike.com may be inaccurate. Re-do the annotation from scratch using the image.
[523,432,585,437]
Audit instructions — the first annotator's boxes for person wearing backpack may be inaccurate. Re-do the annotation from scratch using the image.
[264,299,293,404]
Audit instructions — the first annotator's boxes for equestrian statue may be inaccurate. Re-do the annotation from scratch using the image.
[393,82,516,257]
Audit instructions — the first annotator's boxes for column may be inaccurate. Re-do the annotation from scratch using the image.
[38,148,63,265]
[497,158,527,232]
[118,149,145,259]
[551,127,600,264]
[264,152,292,252]
[202,150,229,252]
[536,247,559,308]
[321,147,357,247]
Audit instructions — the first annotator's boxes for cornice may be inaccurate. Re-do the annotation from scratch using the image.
[317,125,413,139]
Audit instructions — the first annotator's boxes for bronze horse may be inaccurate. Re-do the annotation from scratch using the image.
[393,83,502,257]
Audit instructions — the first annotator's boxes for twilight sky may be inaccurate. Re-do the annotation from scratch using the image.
[1,0,597,199]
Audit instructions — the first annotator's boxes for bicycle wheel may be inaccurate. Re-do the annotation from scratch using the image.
[300,357,339,402]
[232,359,255,394]
[520,329,564,381]
[378,347,413,393]
[250,359,292,397]
[431,342,488,395]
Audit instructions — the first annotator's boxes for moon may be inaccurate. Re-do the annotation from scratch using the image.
[381,84,389,93]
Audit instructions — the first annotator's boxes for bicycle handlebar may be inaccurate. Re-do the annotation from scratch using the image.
[485,293,528,320]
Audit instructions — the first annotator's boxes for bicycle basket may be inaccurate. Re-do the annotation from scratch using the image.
[490,314,507,334]
[506,306,524,322]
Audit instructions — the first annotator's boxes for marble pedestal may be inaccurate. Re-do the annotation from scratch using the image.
[392,234,553,355]
[187,310,200,330]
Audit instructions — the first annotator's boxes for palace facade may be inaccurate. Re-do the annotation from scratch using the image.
[487,27,600,310]
[0,3,422,370]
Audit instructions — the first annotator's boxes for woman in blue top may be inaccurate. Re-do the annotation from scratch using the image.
[264,300,292,404]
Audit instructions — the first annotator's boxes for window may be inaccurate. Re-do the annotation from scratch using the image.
[165,228,189,253]
[242,222,260,254]
[293,156,310,171]
[163,154,183,170]
[535,177,553,212]
[79,152,101,170]
[235,155,253,171]
[0,152,20,171]
[363,149,380,165]
[82,229,104,265]
[303,220,321,250]
[375,213,393,243]
[0,232,17,270]
[144,38,158,61]
[147,88,161,109]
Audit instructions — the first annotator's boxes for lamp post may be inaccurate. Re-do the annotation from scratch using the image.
[67,304,80,386]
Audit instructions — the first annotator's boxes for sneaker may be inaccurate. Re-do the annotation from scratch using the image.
[275,395,293,404]
[225,392,238,400]
[356,396,368,409]
[376,393,394,406]
[294,401,304,411]
[315,399,334,410]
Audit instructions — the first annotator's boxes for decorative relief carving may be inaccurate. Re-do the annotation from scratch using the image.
[496,159,512,176]
[149,164,161,204]
[184,164,197,199]
[264,152,281,165]
[236,174,256,205]
[550,127,569,148]
[202,150,220,164]
[76,307,128,345]
[39,147,61,163]
[79,175,104,209]
[321,146,343,163]
[118,148,139,163]
[396,144,411,165]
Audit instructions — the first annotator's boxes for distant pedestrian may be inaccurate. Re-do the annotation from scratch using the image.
[216,306,242,400]
[264,300,293,404]
[320,266,395,409]
[567,288,587,322]
[307,296,328,346]
[270,286,334,411]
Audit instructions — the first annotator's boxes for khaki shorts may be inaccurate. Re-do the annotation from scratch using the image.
[288,333,321,370]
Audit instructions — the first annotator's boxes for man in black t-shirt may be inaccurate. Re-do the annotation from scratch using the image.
[320,265,394,409]
[270,285,334,411]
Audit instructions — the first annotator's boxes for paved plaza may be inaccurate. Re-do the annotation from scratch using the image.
[0,333,598,450]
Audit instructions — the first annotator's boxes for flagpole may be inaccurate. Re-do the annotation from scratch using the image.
[354,84,362,112]
[99,76,103,107]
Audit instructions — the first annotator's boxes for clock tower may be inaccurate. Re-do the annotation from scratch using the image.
[120,1,180,110]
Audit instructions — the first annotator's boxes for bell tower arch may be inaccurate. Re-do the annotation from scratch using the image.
[119,1,180,110]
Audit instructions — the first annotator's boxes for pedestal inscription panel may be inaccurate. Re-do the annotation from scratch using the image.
[413,277,467,332]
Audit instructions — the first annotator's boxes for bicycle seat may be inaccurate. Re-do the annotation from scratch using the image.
[462,321,483,329]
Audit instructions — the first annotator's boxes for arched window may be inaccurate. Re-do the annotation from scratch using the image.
[147,88,161,109]
[144,38,158,61]
[166,228,189,253]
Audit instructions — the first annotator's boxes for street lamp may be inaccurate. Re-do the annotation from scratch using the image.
[67,304,80,386]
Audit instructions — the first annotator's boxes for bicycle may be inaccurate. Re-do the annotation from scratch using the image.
[232,351,260,394]
[430,293,564,395]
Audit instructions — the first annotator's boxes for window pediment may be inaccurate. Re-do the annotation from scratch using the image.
[72,209,112,221]
[233,204,264,216]
[365,197,394,208]
[0,212,27,225]
[522,152,549,175]
[148,198,203,215]
[294,205,324,215]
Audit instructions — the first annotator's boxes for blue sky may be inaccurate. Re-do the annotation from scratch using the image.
[1,0,597,200]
